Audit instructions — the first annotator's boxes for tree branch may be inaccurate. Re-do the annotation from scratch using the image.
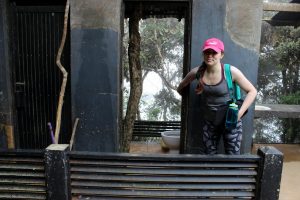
[54,0,69,143]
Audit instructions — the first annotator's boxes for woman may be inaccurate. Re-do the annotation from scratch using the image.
[177,38,257,154]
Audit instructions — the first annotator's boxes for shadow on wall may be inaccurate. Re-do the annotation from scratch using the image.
[0,125,8,149]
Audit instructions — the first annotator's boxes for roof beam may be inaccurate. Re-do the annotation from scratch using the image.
[263,2,300,12]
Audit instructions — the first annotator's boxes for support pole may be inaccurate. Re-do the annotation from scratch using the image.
[256,146,283,200]
[45,144,71,200]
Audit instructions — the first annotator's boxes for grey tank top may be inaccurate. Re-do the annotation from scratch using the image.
[201,65,231,107]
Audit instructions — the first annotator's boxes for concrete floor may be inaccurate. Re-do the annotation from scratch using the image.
[130,142,300,200]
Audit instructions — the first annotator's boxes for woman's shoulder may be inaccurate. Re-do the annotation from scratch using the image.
[229,65,242,73]
[223,64,239,73]
[228,65,244,80]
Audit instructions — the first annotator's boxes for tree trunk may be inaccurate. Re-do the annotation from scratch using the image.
[281,69,287,95]
[121,9,142,152]
[292,65,299,93]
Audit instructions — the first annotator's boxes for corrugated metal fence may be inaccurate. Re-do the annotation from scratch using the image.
[0,145,284,200]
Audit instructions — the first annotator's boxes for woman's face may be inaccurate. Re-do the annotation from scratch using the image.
[203,49,224,66]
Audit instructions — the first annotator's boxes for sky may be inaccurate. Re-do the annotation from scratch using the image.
[143,72,162,95]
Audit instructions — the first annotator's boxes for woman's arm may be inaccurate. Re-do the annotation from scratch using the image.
[177,67,199,95]
[230,66,257,120]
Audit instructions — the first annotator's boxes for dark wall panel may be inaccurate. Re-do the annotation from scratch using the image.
[70,0,122,152]
[187,0,263,154]
[71,29,118,152]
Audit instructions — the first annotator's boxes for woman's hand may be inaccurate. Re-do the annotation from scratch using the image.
[177,67,199,95]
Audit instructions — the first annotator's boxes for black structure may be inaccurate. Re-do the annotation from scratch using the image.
[11,3,72,149]
[0,145,283,199]
[45,144,71,200]
[1,0,298,152]
[268,0,300,27]
[0,149,46,199]
[0,0,72,149]
[257,146,284,200]
[132,120,180,138]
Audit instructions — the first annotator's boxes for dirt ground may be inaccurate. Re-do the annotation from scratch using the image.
[131,142,300,200]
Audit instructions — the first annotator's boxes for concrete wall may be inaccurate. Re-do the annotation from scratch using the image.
[185,0,263,153]
[70,0,122,152]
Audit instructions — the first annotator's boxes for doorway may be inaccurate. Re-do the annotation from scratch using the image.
[11,1,71,149]
[123,0,191,152]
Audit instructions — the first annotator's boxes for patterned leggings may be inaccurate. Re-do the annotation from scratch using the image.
[202,120,243,155]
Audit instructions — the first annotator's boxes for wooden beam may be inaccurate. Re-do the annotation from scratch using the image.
[263,2,300,12]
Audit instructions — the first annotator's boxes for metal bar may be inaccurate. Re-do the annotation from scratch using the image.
[0,185,45,192]
[32,12,39,148]
[70,167,257,176]
[0,164,44,170]
[16,6,65,13]
[0,193,46,200]
[70,174,256,183]
[0,171,45,177]
[68,151,260,162]
[0,178,45,185]
[71,181,256,190]
[70,159,258,168]
[71,188,254,197]
[21,11,30,149]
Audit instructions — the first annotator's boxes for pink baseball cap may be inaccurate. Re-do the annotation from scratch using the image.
[202,38,224,53]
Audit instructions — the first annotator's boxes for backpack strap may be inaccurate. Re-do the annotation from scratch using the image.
[224,64,241,101]
[235,81,241,100]
[224,64,235,101]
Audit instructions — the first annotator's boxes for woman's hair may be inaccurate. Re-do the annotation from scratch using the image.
[195,62,207,94]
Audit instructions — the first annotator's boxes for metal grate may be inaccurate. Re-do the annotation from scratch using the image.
[12,5,71,149]
[133,120,181,138]
[0,150,46,199]
[69,152,259,199]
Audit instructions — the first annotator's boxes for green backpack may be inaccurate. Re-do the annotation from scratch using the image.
[224,64,241,102]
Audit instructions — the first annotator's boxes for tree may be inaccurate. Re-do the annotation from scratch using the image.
[258,25,300,143]
[122,9,143,152]
[140,18,184,121]
[121,17,184,151]
[259,25,300,102]
[146,87,181,121]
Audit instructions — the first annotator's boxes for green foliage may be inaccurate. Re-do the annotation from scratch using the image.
[257,25,300,143]
[140,18,184,75]
[154,88,181,120]
[272,39,300,70]
[280,91,300,105]
[259,26,300,101]
[123,18,184,121]
[145,87,181,121]
[146,107,161,121]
